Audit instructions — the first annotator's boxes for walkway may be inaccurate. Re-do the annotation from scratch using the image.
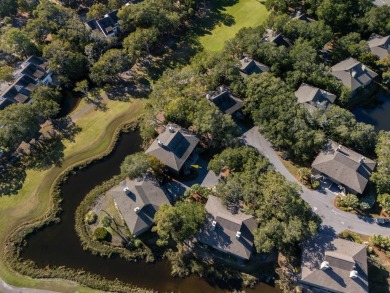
[0,280,57,293]
[242,126,390,236]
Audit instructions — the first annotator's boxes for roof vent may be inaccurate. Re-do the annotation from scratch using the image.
[168,126,175,133]
[212,220,217,228]
[336,145,342,151]
[158,140,163,147]
[320,261,330,270]
[219,86,224,92]
[104,13,109,18]
[236,231,241,239]
[362,65,366,71]
[206,93,211,100]
[359,156,366,163]
[350,270,358,279]
[134,207,140,214]
[351,70,357,77]
[244,56,249,63]
[123,187,130,193]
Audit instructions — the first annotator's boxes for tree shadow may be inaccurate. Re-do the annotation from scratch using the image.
[23,136,65,170]
[53,117,82,142]
[0,163,27,196]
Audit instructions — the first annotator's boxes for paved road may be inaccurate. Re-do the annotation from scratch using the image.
[242,127,390,236]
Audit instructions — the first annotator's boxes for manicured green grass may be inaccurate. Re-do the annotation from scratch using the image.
[0,98,145,292]
[198,0,268,51]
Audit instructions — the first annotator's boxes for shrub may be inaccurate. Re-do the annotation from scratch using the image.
[359,195,376,210]
[311,180,320,189]
[338,194,359,209]
[101,215,112,227]
[85,211,97,224]
[378,193,390,213]
[93,227,110,242]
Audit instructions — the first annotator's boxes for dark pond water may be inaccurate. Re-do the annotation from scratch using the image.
[353,91,390,132]
[21,131,280,293]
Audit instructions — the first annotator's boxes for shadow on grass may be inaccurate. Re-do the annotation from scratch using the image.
[23,137,65,170]
[145,0,239,81]
[0,164,27,196]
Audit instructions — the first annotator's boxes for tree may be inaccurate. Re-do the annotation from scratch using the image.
[371,131,390,195]
[192,105,241,149]
[74,80,89,97]
[43,40,88,86]
[123,27,160,58]
[332,33,369,63]
[0,65,14,82]
[93,227,110,241]
[0,28,38,57]
[108,0,124,10]
[0,104,40,152]
[90,49,132,85]
[378,194,390,214]
[378,55,390,85]
[120,152,162,179]
[253,171,320,254]
[153,202,206,246]
[338,194,359,209]
[101,216,113,227]
[363,6,390,36]
[87,3,108,20]
[0,0,17,17]
[208,146,268,174]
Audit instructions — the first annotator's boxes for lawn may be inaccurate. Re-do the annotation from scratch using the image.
[198,0,268,51]
[0,98,145,293]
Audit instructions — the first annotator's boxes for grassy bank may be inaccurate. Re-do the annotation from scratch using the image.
[0,98,145,292]
[198,0,268,51]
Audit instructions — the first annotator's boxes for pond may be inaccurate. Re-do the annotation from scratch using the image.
[353,91,390,132]
[21,131,280,293]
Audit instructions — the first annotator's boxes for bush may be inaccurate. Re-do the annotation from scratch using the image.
[378,193,390,213]
[93,227,110,242]
[85,211,97,224]
[101,215,112,227]
[311,180,320,189]
[338,194,359,209]
[359,195,376,210]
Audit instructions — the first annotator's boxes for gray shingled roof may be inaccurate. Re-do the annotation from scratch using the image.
[301,235,368,293]
[368,35,390,59]
[197,195,257,260]
[312,141,376,194]
[294,83,337,111]
[239,57,269,76]
[210,91,244,115]
[331,57,378,92]
[109,175,171,237]
[85,10,119,37]
[145,124,199,172]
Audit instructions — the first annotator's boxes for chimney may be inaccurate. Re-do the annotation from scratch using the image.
[123,187,130,193]
[206,93,211,100]
[134,207,140,214]
[236,231,241,239]
[359,156,366,163]
[336,145,342,152]
[212,220,217,229]
[350,270,358,279]
[320,261,330,270]
[158,140,163,147]
[244,56,249,63]
[168,126,175,133]
[219,86,224,92]
[362,64,366,71]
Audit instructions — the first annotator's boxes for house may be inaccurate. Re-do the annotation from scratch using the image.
[301,234,368,293]
[109,175,171,237]
[331,57,378,94]
[145,124,199,175]
[311,141,377,195]
[294,83,337,112]
[85,10,119,38]
[367,34,390,60]
[207,87,244,115]
[0,56,52,110]
[291,11,315,23]
[239,56,269,77]
[197,195,257,260]
[264,29,292,48]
